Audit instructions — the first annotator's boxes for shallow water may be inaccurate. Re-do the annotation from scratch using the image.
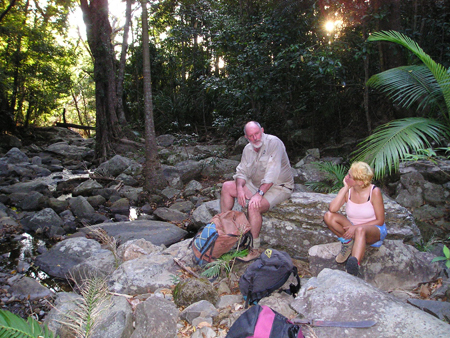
[0,233,71,292]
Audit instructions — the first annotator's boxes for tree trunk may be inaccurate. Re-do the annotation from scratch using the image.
[141,0,161,193]
[116,0,132,126]
[80,0,122,161]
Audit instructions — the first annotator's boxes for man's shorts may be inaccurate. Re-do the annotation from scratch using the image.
[370,223,387,248]
[245,181,292,209]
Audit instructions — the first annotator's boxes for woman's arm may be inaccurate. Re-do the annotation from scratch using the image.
[329,178,350,212]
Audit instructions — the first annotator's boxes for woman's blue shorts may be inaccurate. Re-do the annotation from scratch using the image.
[370,223,387,248]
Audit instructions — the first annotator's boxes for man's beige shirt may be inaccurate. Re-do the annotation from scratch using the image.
[233,133,294,190]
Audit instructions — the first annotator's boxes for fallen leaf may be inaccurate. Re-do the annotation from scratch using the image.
[197,321,212,328]
[419,284,431,298]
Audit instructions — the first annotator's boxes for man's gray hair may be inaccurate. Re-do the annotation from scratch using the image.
[244,121,262,135]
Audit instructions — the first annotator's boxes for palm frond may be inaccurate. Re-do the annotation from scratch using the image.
[352,117,450,178]
[367,65,445,113]
[368,31,450,122]
[0,309,56,338]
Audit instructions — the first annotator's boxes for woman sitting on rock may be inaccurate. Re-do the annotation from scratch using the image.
[323,161,387,276]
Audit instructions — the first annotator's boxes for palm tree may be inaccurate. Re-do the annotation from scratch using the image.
[352,31,450,178]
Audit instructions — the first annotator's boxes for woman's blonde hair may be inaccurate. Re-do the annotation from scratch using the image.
[350,161,373,188]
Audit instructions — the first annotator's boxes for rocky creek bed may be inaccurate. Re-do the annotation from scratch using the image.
[1,127,450,337]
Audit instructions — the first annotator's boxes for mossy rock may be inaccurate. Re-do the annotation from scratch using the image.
[173,277,219,307]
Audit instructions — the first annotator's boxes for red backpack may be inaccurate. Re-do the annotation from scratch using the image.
[191,210,253,266]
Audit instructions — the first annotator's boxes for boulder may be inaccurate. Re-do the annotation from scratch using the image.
[291,269,450,338]
[72,179,103,196]
[94,155,132,177]
[308,240,441,291]
[191,192,420,258]
[201,157,239,178]
[108,254,177,295]
[174,160,203,183]
[260,192,420,258]
[3,147,29,164]
[68,195,96,220]
[156,134,176,147]
[24,207,64,233]
[35,237,105,279]
[45,292,133,338]
[77,219,188,247]
[46,142,90,160]
[8,275,55,301]
[153,207,188,223]
[130,296,179,338]
[173,278,219,308]
[117,238,164,261]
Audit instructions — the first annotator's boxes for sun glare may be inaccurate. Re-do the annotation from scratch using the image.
[325,21,335,33]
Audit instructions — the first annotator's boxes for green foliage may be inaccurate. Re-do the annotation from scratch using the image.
[305,162,348,193]
[0,0,77,129]
[353,118,449,178]
[201,249,249,279]
[0,309,57,338]
[353,31,450,179]
[432,244,450,269]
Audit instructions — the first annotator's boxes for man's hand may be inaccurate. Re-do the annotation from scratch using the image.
[248,193,263,209]
[237,188,247,207]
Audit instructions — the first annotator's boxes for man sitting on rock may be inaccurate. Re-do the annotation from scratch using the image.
[220,121,294,261]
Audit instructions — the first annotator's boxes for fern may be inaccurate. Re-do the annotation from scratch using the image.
[57,277,111,338]
[201,249,249,279]
[0,309,56,338]
[305,162,348,193]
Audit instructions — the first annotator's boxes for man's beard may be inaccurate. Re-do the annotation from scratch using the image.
[252,141,263,149]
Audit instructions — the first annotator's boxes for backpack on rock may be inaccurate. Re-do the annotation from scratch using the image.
[226,304,304,338]
[191,210,253,266]
[239,248,301,308]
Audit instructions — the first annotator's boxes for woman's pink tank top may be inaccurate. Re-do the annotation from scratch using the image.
[345,184,376,225]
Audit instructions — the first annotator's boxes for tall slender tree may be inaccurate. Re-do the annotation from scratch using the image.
[141,0,161,193]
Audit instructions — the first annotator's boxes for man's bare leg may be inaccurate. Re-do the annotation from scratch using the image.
[248,199,270,239]
[220,181,238,212]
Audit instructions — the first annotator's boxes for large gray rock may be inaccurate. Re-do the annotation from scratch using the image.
[94,155,132,177]
[308,240,441,291]
[8,275,55,301]
[35,237,104,279]
[25,207,64,232]
[45,292,133,338]
[108,254,177,295]
[174,160,203,183]
[291,269,450,338]
[78,219,188,247]
[69,249,117,285]
[130,296,179,338]
[200,157,239,178]
[174,278,219,308]
[192,192,420,258]
[16,191,48,211]
[73,179,103,196]
[0,180,49,194]
[260,192,420,258]
[68,195,96,219]
[46,142,90,159]
[3,147,29,163]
